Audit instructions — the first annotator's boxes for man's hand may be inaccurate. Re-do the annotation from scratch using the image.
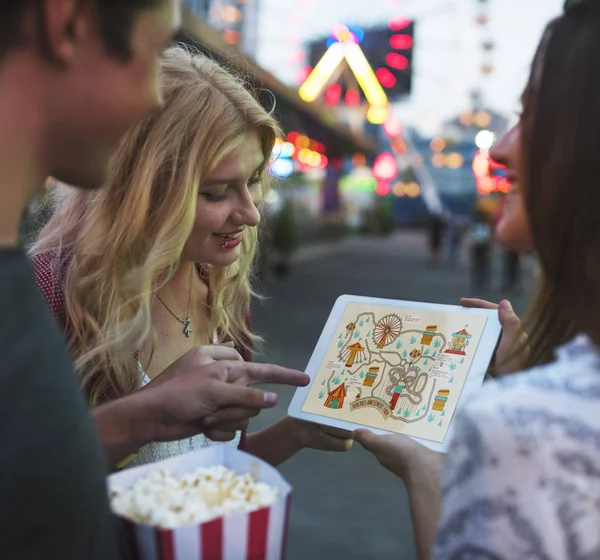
[140,345,310,442]
[460,298,527,376]
[94,345,309,466]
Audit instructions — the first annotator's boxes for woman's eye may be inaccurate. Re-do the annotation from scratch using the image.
[201,192,227,201]
[200,186,228,201]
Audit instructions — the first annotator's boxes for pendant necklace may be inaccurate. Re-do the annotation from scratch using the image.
[155,266,194,338]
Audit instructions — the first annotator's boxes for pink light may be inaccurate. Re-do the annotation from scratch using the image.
[345,89,360,106]
[376,68,397,89]
[295,65,313,84]
[375,181,391,196]
[286,131,300,144]
[390,34,413,50]
[284,35,303,46]
[331,24,358,43]
[373,152,398,181]
[324,83,342,105]
[389,17,411,31]
[288,50,306,65]
[383,117,403,138]
[318,155,329,168]
[386,52,409,70]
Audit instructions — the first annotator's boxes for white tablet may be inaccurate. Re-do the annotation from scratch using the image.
[288,294,502,453]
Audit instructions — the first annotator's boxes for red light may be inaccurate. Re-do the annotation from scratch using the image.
[386,52,409,71]
[318,155,329,168]
[383,117,402,138]
[376,68,397,89]
[314,142,325,153]
[295,65,313,84]
[498,178,511,193]
[286,131,299,144]
[222,30,240,44]
[372,153,398,181]
[375,181,391,196]
[345,89,360,106]
[390,34,413,50]
[325,83,342,105]
[389,17,411,31]
[488,157,505,172]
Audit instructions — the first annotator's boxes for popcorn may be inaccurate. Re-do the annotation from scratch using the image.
[109,466,280,529]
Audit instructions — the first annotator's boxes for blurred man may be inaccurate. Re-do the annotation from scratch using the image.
[0,1,307,558]
[0,2,178,557]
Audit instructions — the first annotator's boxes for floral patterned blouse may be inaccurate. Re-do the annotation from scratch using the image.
[433,335,600,559]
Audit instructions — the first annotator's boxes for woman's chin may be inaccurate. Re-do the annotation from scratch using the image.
[495,221,533,251]
[202,248,241,267]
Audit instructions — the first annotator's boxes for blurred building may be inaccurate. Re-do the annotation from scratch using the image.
[181,0,261,58]
[178,1,377,242]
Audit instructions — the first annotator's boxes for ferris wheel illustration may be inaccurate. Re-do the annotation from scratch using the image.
[373,314,403,349]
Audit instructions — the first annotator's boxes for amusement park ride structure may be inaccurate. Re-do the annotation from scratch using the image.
[291,0,504,215]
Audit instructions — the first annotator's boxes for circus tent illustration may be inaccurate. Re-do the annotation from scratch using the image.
[324,383,347,409]
[341,342,366,367]
[445,328,471,355]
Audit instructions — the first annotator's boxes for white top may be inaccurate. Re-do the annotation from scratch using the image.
[433,335,600,559]
[125,343,241,469]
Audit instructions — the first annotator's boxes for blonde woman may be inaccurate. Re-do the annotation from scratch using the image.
[31,46,349,468]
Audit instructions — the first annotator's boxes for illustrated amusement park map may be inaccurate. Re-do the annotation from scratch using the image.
[301,302,488,443]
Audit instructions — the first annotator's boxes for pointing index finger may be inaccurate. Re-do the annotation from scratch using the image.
[236,362,310,387]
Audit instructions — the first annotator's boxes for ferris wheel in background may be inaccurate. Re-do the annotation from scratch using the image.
[373,314,403,349]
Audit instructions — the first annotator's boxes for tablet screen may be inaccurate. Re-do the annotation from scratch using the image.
[301,302,488,443]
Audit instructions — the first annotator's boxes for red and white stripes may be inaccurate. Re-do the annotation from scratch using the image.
[124,495,291,560]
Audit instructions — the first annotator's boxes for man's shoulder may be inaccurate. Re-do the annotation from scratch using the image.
[0,249,119,558]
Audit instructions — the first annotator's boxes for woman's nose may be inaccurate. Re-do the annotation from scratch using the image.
[233,195,260,227]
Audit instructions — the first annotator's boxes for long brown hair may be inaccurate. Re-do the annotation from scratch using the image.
[520,1,600,368]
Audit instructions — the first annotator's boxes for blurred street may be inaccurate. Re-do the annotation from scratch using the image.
[250,230,534,560]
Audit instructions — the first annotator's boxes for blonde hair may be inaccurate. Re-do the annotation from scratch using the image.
[31,46,281,403]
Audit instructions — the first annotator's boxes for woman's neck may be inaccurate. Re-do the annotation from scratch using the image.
[158,260,209,312]
[164,260,196,297]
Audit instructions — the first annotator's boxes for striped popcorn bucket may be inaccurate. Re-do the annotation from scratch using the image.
[108,447,292,560]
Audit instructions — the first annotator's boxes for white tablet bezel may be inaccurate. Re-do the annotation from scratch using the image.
[288,294,502,454]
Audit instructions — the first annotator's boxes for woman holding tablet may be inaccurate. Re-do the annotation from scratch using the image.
[356,2,600,558]
[31,47,350,469]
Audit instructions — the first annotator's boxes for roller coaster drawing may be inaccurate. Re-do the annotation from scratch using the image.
[322,310,454,425]
[302,303,488,442]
